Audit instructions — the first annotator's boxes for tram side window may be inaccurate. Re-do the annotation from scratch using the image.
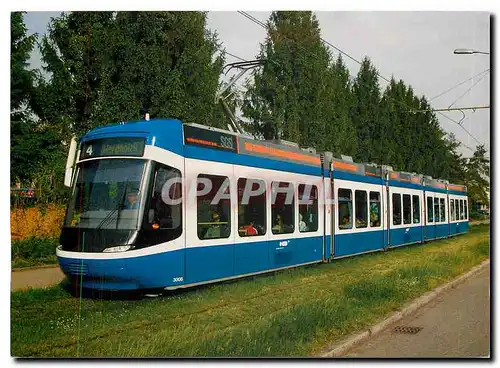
[146,163,182,240]
[455,199,460,221]
[434,197,440,223]
[393,193,402,225]
[412,195,420,224]
[197,174,231,240]
[298,184,318,232]
[439,198,446,222]
[338,189,353,230]
[403,194,411,225]
[427,197,433,223]
[355,190,368,228]
[271,182,295,234]
[460,200,465,220]
[237,178,266,237]
[450,199,455,221]
[465,200,468,220]
[370,191,381,227]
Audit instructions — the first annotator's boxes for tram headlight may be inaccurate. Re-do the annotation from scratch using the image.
[103,245,132,253]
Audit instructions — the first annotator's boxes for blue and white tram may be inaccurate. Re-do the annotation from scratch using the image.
[330,159,387,258]
[448,183,470,236]
[57,118,469,291]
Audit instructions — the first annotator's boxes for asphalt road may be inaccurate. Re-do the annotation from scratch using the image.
[344,266,490,358]
[11,265,65,291]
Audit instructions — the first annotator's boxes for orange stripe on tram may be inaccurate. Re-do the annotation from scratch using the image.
[332,161,358,172]
[243,142,321,165]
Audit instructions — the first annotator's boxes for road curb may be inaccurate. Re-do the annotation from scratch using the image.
[11,263,59,272]
[320,259,490,358]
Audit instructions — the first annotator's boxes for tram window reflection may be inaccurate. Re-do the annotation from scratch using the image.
[440,198,446,222]
[403,194,411,225]
[370,191,381,227]
[393,193,402,225]
[271,182,295,235]
[412,195,420,224]
[427,197,434,223]
[197,174,231,240]
[355,190,368,228]
[338,189,352,230]
[298,184,318,232]
[238,178,266,237]
[147,163,182,238]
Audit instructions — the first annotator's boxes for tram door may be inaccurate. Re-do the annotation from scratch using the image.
[184,160,235,285]
[424,192,436,241]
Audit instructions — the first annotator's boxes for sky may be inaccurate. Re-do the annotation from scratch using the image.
[23,11,490,159]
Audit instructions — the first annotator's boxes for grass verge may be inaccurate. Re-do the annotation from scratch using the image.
[11,224,489,357]
[11,237,59,269]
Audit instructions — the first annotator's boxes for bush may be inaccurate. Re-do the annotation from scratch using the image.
[469,209,489,221]
[12,237,59,261]
[11,205,66,241]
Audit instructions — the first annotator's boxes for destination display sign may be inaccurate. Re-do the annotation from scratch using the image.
[184,125,237,152]
[80,138,146,159]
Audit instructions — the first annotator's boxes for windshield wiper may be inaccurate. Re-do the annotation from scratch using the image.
[96,180,129,230]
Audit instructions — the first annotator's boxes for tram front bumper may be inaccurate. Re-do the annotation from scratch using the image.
[57,255,141,290]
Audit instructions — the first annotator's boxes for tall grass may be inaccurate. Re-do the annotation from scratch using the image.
[11,224,489,357]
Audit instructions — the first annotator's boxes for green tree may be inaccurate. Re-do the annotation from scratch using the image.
[96,11,228,128]
[440,133,466,183]
[11,12,41,185]
[377,79,400,168]
[34,11,228,136]
[463,145,489,205]
[323,55,357,157]
[24,11,233,202]
[378,78,463,181]
[350,57,381,163]
[11,12,36,113]
[10,12,67,203]
[32,12,114,137]
[242,11,333,149]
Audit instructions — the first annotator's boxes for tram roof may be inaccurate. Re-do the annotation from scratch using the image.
[81,119,468,194]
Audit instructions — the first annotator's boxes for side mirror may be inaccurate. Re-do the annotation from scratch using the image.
[64,137,78,187]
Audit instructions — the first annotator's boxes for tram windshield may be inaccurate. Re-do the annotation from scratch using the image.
[65,159,147,229]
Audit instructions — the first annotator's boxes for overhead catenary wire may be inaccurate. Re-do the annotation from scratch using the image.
[447,70,490,108]
[238,10,267,28]
[224,46,478,155]
[416,105,489,113]
[222,50,248,63]
[437,112,483,146]
[429,68,490,101]
[237,11,488,153]
[222,46,478,156]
